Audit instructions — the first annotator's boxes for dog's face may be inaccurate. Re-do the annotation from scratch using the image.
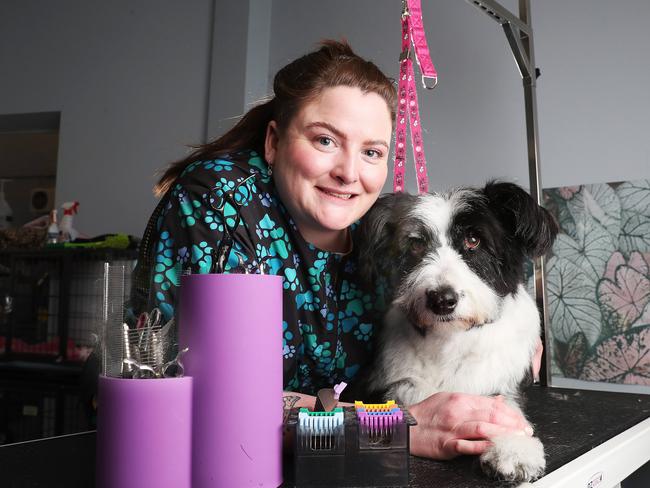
[356,182,558,333]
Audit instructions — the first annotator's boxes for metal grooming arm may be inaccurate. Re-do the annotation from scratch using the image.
[466,0,552,386]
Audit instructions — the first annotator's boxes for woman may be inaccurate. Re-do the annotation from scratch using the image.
[138,40,534,459]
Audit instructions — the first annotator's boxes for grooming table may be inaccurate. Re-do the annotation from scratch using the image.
[406,386,650,488]
[2,387,649,487]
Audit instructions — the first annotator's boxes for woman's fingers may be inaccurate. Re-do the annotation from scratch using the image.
[431,392,530,431]
[454,420,529,440]
[470,397,530,429]
[444,438,492,456]
[408,392,534,460]
[445,418,532,458]
[472,406,530,432]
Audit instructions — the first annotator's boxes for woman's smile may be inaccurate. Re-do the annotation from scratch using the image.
[316,186,357,201]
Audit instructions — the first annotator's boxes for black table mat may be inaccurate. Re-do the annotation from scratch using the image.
[1,386,649,487]
[406,386,650,487]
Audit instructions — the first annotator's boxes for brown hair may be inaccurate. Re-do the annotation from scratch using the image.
[154,40,396,197]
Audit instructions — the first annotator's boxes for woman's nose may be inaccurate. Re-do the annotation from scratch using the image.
[332,151,359,185]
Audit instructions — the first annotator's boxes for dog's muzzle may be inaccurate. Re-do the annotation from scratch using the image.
[426,286,459,316]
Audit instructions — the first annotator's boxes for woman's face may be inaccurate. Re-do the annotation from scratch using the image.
[264,85,392,252]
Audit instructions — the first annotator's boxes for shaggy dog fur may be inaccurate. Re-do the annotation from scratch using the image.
[356,182,558,482]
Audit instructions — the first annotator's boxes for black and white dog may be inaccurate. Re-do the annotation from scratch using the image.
[356,182,558,482]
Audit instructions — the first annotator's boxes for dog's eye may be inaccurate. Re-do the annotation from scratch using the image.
[408,237,426,254]
[463,234,480,251]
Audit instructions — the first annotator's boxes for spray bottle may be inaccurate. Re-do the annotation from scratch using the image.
[46,209,59,245]
[0,179,14,230]
[59,201,80,243]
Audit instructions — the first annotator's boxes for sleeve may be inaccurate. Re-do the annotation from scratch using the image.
[150,172,258,322]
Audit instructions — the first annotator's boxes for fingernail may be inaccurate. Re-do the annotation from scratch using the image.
[525,426,534,436]
[515,430,526,436]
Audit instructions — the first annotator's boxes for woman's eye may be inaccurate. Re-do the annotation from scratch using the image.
[317,136,333,147]
[463,234,480,251]
[364,149,382,159]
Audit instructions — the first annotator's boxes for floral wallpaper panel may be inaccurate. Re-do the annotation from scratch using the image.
[542,179,650,385]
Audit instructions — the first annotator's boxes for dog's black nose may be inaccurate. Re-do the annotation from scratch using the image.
[426,287,459,315]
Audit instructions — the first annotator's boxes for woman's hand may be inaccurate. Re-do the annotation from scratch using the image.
[408,392,533,460]
[532,337,543,382]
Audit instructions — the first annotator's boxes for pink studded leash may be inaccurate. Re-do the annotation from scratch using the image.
[393,0,437,194]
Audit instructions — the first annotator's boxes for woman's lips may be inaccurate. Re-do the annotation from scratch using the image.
[316,187,357,201]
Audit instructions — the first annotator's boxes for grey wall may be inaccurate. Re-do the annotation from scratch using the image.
[0,0,213,237]
[206,0,272,140]
[534,0,650,187]
[1,0,648,237]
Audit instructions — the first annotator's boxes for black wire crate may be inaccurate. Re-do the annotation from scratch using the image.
[0,377,90,445]
[0,248,137,363]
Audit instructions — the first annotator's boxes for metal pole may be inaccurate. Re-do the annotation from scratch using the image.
[518,0,551,387]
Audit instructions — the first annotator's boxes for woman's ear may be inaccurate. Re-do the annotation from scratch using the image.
[264,120,279,165]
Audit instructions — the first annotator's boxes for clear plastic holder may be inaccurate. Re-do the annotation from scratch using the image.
[286,403,416,487]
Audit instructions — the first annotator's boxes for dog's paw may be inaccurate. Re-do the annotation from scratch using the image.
[479,434,546,482]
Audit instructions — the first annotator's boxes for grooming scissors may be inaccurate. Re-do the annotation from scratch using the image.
[160,347,189,378]
[122,347,188,378]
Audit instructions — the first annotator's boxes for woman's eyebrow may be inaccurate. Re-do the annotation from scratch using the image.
[305,121,345,139]
[305,121,389,149]
[366,139,389,150]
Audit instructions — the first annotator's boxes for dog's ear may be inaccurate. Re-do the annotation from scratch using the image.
[483,181,558,257]
[355,192,414,284]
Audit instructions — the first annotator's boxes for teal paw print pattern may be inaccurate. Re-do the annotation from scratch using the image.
[353,323,373,342]
[247,154,272,184]
[285,372,299,391]
[300,321,335,376]
[258,192,273,208]
[307,251,328,293]
[224,241,249,272]
[202,208,223,232]
[336,280,377,343]
[296,289,319,312]
[255,243,283,275]
[283,267,298,291]
[283,321,296,359]
[190,240,214,273]
[180,160,203,176]
[150,150,388,395]
[175,188,202,228]
[256,214,292,260]
[322,309,336,332]
[153,230,179,319]
[203,159,234,172]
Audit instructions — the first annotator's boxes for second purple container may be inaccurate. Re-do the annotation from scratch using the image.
[179,273,283,488]
[96,375,192,488]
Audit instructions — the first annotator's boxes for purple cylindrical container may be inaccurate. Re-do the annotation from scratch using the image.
[96,375,192,488]
[179,273,283,488]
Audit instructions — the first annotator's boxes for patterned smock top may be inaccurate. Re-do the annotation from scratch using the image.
[150,150,387,395]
